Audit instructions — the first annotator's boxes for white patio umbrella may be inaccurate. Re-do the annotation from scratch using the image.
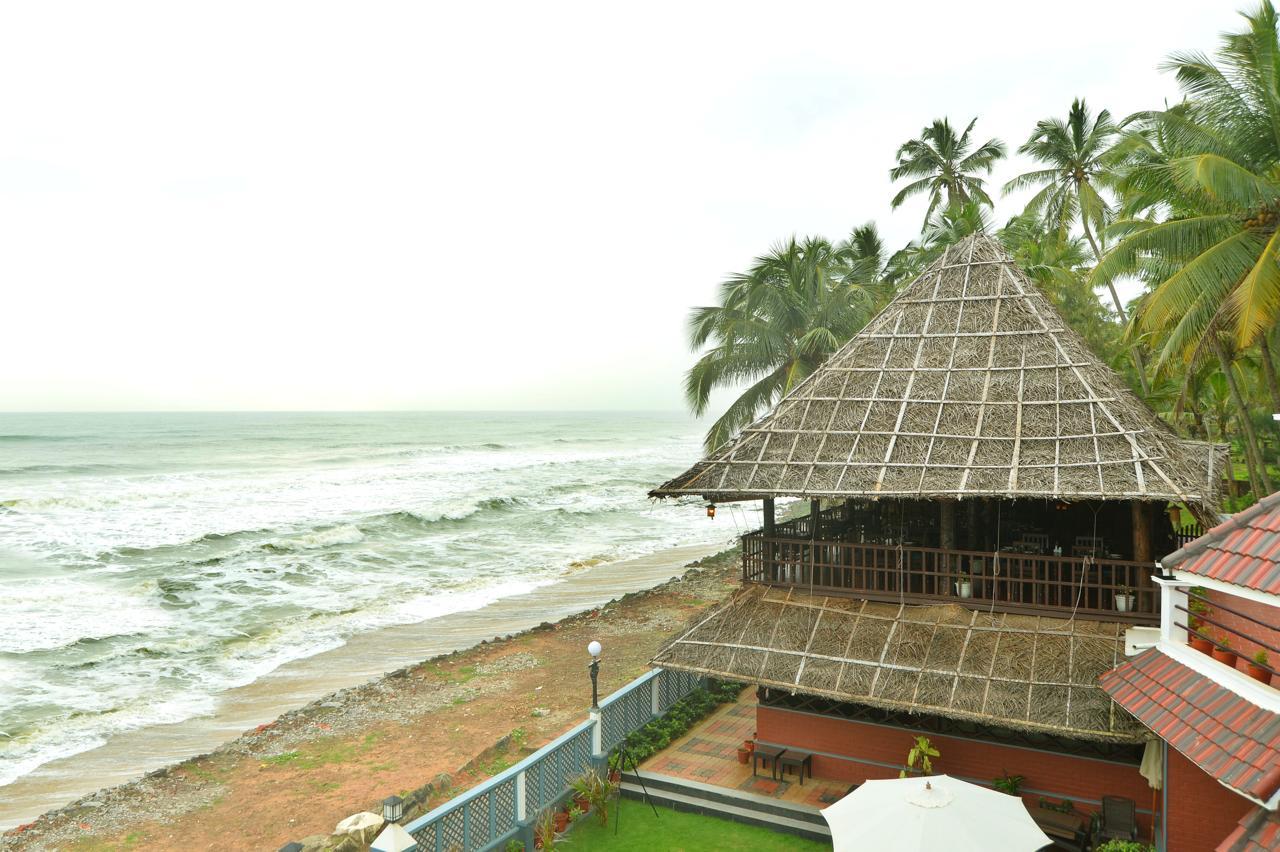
[822,775,1052,852]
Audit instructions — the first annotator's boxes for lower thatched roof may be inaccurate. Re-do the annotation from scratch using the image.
[653,585,1145,743]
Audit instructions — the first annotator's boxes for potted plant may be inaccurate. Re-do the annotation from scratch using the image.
[553,807,570,834]
[1114,587,1135,613]
[955,579,973,599]
[899,735,939,778]
[571,767,616,827]
[1211,635,1238,668]
[1247,650,1272,683]
[1116,583,1136,611]
[534,810,558,850]
[569,772,591,815]
[992,771,1024,796]
[736,743,752,764]
[567,804,584,824]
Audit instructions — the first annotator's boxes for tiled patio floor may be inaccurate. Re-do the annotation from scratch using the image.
[639,688,850,809]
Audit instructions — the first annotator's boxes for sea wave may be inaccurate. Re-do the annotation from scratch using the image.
[260,524,366,552]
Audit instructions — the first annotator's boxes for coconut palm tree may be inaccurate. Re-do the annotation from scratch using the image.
[890,118,1006,229]
[1092,1,1280,494]
[1096,2,1280,357]
[685,233,880,450]
[1003,100,1152,391]
[1002,101,1127,301]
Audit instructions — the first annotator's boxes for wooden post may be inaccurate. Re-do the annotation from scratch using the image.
[1132,501,1152,563]
[939,500,956,597]
[809,499,820,586]
[763,498,776,582]
[965,500,979,550]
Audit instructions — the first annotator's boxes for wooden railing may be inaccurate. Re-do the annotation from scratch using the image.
[742,534,1159,624]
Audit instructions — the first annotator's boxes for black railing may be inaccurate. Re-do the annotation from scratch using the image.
[742,534,1159,623]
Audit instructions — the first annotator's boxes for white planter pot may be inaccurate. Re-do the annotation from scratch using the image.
[1115,594,1134,613]
[955,581,973,599]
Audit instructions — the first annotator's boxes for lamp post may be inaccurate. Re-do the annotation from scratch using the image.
[587,640,602,709]
[382,794,405,824]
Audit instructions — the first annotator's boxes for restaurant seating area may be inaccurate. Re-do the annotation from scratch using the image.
[741,498,1184,623]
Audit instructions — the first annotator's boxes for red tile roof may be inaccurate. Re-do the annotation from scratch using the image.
[1099,650,1280,802]
[1164,491,1280,595]
[1218,804,1280,852]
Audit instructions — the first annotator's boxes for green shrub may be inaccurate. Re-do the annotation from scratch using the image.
[1094,840,1155,852]
[611,680,745,768]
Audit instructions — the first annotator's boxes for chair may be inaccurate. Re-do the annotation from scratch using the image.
[1093,795,1138,844]
[1072,536,1105,557]
[1016,533,1049,553]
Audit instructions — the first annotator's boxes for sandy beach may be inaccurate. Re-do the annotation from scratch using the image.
[1,543,740,851]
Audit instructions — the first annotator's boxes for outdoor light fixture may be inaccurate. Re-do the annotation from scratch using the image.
[587,640,602,709]
[706,503,716,519]
[382,794,405,824]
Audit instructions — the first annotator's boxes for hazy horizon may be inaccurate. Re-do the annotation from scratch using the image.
[1,1,1233,414]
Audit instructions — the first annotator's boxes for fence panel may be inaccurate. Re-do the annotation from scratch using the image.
[599,671,656,752]
[401,667,701,851]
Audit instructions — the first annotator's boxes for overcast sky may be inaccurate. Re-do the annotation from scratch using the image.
[0,1,1234,413]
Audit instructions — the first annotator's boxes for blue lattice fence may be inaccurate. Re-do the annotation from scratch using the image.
[401,668,701,851]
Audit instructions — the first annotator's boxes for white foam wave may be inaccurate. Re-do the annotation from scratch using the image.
[264,524,365,551]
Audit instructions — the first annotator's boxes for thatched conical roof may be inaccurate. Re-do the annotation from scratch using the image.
[654,234,1224,514]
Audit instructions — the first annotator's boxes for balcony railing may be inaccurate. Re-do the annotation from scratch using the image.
[742,533,1159,624]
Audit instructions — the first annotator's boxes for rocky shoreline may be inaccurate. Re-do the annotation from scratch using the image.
[2,548,740,851]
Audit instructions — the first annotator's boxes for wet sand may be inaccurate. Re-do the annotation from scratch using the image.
[0,541,726,830]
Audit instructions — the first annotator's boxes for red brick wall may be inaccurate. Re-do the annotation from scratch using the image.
[1165,747,1254,852]
[757,704,1154,836]
[1203,591,1280,683]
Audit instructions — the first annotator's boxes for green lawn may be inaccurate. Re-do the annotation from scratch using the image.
[566,799,831,851]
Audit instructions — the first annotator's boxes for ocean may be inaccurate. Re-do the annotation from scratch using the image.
[0,411,752,806]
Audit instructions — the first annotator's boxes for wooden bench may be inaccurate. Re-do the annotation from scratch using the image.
[776,750,813,785]
[751,744,785,779]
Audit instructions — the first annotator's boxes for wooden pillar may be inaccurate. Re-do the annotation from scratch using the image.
[939,500,957,550]
[1132,501,1152,563]
[763,498,776,583]
[808,498,821,586]
[965,499,978,550]
[939,499,957,596]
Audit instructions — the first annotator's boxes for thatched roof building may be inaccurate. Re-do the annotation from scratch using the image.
[654,585,1146,742]
[653,234,1224,518]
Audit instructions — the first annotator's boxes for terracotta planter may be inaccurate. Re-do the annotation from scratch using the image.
[609,769,621,784]
[1189,636,1214,655]
[1212,647,1238,668]
[573,795,590,814]
[1247,663,1272,684]
[737,746,751,765]
[554,812,570,833]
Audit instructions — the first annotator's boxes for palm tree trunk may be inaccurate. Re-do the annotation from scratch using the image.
[1259,336,1280,413]
[1082,218,1150,395]
[1215,338,1273,496]
[1184,391,1208,440]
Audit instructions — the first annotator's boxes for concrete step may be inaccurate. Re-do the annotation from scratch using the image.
[619,770,831,842]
